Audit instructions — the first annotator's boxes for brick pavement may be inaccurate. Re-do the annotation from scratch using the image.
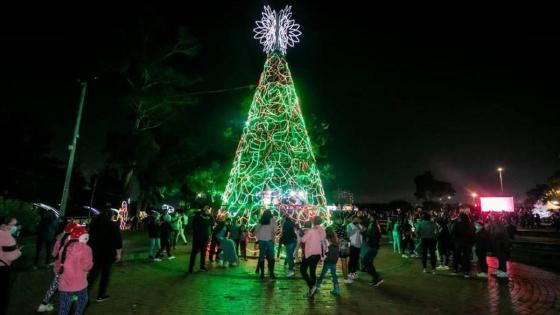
[7,233,560,315]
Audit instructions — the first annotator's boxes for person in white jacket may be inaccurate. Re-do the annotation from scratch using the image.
[346,216,364,280]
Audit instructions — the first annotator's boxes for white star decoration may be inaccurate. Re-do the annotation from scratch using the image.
[253,5,301,55]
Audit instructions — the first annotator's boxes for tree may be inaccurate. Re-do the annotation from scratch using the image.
[102,20,201,210]
[525,184,550,206]
[222,52,329,227]
[413,171,456,201]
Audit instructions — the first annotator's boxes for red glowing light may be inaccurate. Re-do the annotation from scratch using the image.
[480,197,514,212]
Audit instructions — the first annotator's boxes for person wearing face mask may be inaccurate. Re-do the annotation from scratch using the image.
[55,225,93,315]
[0,217,22,315]
[474,220,491,278]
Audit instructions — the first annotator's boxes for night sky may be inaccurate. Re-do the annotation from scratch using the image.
[2,3,559,204]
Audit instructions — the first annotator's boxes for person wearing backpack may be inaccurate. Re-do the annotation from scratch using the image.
[415,212,439,274]
[55,225,93,315]
[315,226,341,295]
[333,215,351,283]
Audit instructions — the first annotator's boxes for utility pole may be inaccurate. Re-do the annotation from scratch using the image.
[59,81,88,217]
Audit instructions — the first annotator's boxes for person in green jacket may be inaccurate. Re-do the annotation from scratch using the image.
[415,212,439,274]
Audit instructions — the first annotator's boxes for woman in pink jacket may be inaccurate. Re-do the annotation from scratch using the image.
[55,225,93,315]
[300,216,326,298]
[0,217,22,315]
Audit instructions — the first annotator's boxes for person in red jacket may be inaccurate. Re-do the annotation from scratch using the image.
[55,225,93,315]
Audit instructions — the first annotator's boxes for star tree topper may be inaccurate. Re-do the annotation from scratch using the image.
[253,5,302,55]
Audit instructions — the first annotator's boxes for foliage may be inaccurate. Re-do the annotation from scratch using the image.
[413,171,455,201]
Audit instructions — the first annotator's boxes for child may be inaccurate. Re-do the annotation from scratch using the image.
[37,222,77,312]
[316,226,340,295]
[55,225,93,315]
[219,236,239,267]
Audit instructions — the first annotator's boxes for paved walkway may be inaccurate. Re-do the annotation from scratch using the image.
[8,233,560,315]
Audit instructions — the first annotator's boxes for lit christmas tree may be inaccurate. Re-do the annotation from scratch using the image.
[222,5,328,227]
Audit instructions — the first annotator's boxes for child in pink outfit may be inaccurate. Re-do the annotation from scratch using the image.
[55,225,93,315]
[37,222,77,313]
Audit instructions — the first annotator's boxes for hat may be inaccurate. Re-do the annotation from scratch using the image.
[64,222,78,234]
[70,225,88,240]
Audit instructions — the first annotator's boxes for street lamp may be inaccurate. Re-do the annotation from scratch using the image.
[497,167,504,193]
[471,192,477,205]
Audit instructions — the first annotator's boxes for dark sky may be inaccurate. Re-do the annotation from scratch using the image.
[2,3,559,204]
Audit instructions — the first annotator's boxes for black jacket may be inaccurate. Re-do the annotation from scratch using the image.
[280,220,297,245]
[475,228,491,254]
[192,212,212,241]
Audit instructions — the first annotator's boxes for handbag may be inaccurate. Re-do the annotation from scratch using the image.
[339,239,351,256]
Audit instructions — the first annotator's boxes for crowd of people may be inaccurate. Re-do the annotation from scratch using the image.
[386,208,513,278]
[180,206,385,298]
[0,203,553,314]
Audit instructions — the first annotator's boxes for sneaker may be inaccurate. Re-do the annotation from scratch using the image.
[401,254,409,258]
[96,295,110,302]
[422,268,427,273]
[496,271,508,278]
[287,270,295,278]
[477,272,488,278]
[168,256,176,260]
[450,271,458,276]
[344,278,354,284]
[369,279,384,287]
[330,288,340,295]
[491,270,500,276]
[436,265,446,271]
[442,266,450,271]
[37,303,54,312]
[153,258,162,262]
[431,269,436,275]
[200,266,208,272]
[352,272,359,279]
[309,286,318,297]
[463,274,470,279]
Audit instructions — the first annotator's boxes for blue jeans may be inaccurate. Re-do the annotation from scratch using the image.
[363,246,382,283]
[149,238,160,257]
[59,289,88,315]
[285,242,296,271]
[258,240,275,262]
[316,262,338,287]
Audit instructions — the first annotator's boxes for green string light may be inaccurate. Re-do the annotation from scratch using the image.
[221,52,329,228]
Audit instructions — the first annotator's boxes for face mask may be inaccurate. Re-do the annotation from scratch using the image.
[10,225,18,236]
[78,234,89,243]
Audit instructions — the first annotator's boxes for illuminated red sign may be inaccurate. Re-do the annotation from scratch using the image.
[480,197,514,212]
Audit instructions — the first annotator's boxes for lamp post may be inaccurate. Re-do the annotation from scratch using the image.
[59,81,88,217]
[497,167,504,194]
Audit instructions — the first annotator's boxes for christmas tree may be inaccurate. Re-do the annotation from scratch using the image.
[222,5,328,227]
